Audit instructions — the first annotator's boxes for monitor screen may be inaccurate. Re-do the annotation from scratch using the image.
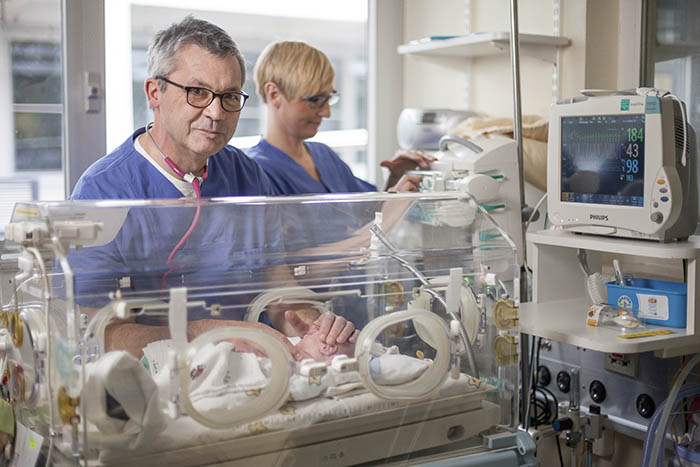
[560,114,645,206]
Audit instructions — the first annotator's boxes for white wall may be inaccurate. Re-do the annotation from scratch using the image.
[402,0,559,118]
[400,0,625,119]
[402,0,471,111]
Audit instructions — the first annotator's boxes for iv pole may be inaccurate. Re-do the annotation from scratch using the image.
[508,0,532,431]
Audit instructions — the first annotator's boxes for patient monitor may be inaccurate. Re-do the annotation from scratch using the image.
[547,89,698,242]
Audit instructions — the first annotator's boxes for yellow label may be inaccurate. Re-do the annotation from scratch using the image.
[14,208,39,218]
[617,329,674,339]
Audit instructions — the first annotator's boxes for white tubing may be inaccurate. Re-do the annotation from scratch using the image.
[355,309,451,400]
[649,353,700,463]
[178,326,292,429]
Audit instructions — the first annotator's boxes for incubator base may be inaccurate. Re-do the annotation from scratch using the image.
[98,392,499,467]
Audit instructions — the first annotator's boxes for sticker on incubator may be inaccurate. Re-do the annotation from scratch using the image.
[636,294,669,320]
[8,422,43,467]
[616,295,633,310]
[620,99,630,111]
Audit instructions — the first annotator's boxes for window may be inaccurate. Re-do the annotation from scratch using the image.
[645,0,700,133]
[106,1,371,180]
[0,0,64,214]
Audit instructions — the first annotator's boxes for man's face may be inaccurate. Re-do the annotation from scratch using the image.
[152,44,242,160]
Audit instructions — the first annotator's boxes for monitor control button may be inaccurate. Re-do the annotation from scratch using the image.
[660,187,668,194]
[660,196,669,202]
[651,212,664,224]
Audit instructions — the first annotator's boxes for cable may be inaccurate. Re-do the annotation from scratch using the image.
[523,335,536,430]
[555,435,565,467]
[529,337,559,428]
[369,223,479,378]
[641,383,700,467]
[669,93,688,167]
[525,192,548,233]
[25,248,55,467]
[522,192,547,276]
[648,354,700,466]
[527,336,564,467]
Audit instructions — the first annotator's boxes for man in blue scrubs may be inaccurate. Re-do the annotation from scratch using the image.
[70,17,356,358]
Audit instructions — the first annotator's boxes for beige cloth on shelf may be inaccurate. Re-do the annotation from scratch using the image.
[449,115,549,192]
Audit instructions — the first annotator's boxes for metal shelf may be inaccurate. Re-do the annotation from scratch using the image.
[397,32,570,63]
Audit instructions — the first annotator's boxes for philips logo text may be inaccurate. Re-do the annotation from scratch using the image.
[590,214,609,221]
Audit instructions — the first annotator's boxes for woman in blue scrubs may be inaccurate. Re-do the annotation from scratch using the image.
[247,41,431,329]
[247,40,431,195]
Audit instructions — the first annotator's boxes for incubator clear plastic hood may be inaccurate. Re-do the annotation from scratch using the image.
[0,192,520,466]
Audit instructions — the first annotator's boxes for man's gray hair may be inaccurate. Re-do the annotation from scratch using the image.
[147,15,246,88]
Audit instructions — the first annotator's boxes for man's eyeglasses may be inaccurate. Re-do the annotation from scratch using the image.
[155,75,249,112]
[299,91,340,109]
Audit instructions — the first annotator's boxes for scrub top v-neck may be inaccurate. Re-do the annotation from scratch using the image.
[247,139,376,195]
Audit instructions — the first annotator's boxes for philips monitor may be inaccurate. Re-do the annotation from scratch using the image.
[547,90,697,242]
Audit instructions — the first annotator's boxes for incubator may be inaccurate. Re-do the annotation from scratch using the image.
[0,192,522,466]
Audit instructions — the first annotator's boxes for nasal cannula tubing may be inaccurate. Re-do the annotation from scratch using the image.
[146,123,208,288]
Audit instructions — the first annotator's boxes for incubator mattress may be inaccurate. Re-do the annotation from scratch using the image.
[97,374,496,466]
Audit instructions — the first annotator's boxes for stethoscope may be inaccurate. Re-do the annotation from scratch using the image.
[146,122,208,196]
[145,122,208,286]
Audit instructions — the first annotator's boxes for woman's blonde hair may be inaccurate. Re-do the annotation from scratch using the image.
[254,41,334,102]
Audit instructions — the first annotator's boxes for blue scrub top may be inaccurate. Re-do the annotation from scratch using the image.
[67,128,282,321]
[247,139,376,195]
[246,140,378,330]
[247,139,379,250]
[73,128,278,200]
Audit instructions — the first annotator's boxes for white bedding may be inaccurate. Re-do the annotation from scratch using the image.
[87,343,493,461]
[96,372,491,464]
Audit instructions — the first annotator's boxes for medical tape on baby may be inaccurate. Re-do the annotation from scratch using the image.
[178,326,292,429]
[355,309,451,400]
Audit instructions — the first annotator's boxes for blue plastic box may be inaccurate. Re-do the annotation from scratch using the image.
[606,278,687,328]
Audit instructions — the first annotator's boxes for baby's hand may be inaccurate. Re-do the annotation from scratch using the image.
[295,323,356,363]
[285,310,359,345]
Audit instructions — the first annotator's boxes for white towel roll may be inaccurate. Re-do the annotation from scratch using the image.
[84,351,166,449]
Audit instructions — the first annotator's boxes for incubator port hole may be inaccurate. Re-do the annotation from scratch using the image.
[446,425,465,441]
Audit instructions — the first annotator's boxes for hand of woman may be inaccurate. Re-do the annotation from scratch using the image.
[381,149,435,189]
[387,174,422,193]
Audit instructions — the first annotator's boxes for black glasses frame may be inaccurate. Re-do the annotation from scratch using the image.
[155,75,249,112]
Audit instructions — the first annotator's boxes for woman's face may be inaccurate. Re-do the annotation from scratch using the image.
[278,87,334,141]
